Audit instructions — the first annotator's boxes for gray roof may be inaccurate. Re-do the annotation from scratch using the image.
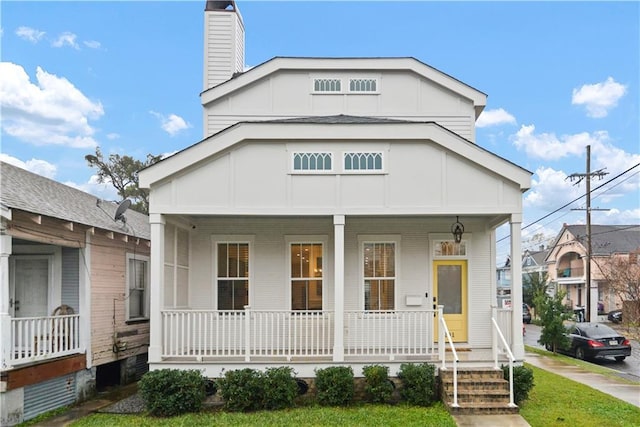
[1,161,150,240]
[262,114,414,124]
[565,224,640,255]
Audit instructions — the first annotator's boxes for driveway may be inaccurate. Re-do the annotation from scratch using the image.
[524,322,640,382]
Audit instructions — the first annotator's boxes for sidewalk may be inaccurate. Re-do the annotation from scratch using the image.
[525,351,640,408]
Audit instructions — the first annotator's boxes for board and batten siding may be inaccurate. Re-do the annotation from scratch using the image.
[204,70,476,140]
[90,233,150,367]
[151,140,522,216]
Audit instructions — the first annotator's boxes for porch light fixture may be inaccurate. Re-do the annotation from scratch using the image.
[451,216,464,243]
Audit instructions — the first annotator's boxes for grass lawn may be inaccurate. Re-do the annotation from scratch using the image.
[520,363,640,427]
[69,403,456,427]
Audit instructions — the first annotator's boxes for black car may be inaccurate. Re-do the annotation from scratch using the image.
[522,304,532,324]
[608,309,622,323]
[548,323,631,362]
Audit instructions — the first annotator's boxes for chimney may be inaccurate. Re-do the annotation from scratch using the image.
[204,0,245,91]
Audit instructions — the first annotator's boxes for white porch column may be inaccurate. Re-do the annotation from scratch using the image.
[333,215,345,362]
[0,226,12,369]
[148,214,165,364]
[510,215,525,361]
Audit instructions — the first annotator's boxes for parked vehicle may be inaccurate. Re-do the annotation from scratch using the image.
[547,323,631,362]
[608,309,622,323]
[522,303,532,324]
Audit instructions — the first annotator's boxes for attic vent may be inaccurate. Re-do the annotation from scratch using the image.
[314,78,341,93]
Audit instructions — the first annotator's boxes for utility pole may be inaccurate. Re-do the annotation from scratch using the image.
[568,145,608,322]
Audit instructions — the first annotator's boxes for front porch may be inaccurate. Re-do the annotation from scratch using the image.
[153,306,514,377]
[4,313,83,368]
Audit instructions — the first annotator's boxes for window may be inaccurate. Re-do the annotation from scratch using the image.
[363,242,395,310]
[434,241,467,257]
[293,152,333,171]
[349,78,377,92]
[313,78,341,92]
[290,243,323,310]
[217,243,249,310]
[344,152,383,171]
[127,254,149,320]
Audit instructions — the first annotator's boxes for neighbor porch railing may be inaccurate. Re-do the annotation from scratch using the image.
[10,314,81,365]
[161,308,438,361]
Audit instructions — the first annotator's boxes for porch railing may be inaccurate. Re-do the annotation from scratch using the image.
[10,314,81,365]
[161,308,438,361]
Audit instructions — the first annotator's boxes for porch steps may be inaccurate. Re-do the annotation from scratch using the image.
[440,368,518,415]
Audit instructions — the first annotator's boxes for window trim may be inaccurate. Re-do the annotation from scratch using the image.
[212,235,255,310]
[125,253,150,321]
[285,235,328,312]
[348,77,380,94]
[311,77,343,94]
[358,235,400,311]
[342,151,385,174]
[291,151,334,174]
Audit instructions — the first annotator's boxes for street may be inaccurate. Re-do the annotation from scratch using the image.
[524,323,640,382]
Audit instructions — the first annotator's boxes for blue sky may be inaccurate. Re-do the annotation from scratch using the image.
[1,1,639,260]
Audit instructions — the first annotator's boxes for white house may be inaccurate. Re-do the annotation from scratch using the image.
[139,1,531,389]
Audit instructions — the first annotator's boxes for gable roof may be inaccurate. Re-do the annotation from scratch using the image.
[547,224,640,260]
[201,57,487,118]
[139,115,531,191]
[1,161,150,239]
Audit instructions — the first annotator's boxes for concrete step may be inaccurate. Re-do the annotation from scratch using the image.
[447,402,519,415]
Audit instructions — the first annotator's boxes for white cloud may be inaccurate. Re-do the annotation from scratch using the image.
[65,174,119,201]
[524,166,584,211]
[511,124,610,161]
[0,154,57,178]
[83,40,101,49]
[476,108,516,128]
[52,32,79,49]
[106,133,120,140]
[16,26,45,43]
[0,62,103,148]
[149,111,191,136]
[572,77,627,118]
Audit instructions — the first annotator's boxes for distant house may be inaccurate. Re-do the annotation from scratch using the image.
[138,0,532,395]
[496,246,550,308]
[545,224,640,320]
[0,162,150,426]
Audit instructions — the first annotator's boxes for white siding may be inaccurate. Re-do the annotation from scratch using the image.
[204,70,476,140]
[204,11,244,91]
[151,140,522,216]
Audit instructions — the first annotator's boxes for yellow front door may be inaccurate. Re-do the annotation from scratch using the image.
[433,260,468,342]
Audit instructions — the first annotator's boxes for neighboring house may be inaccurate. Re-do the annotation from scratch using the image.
[0,162,150,426]
[139,1,532,384]
[496,246,549,308]
[545,224,640,321]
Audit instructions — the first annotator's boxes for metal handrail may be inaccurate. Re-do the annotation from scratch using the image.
[439,307,459,408]
[491,310,516,407]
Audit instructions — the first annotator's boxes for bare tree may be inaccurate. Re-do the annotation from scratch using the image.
[85,147,162,214]
[595,251,640,326]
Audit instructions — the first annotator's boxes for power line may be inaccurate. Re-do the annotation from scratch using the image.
[497,161,640,244]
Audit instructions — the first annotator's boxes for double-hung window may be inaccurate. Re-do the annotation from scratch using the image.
[126,254,149,320]
[290,242,323,311]
[217,242,249,310]
[363,242,396,310]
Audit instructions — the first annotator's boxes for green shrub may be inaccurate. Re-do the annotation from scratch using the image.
[315,366,355,406]
[262,367,298,410]
[138,369,206,417]
[362,364,394,403]
[502,364,534,405]
[217,368,265,412]
[397,363,436,406]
